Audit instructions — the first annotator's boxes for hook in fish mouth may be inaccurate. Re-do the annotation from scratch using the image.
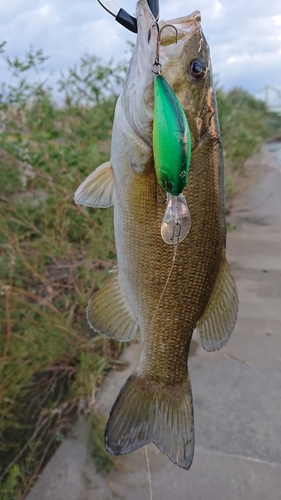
[148,22,178,74]
[97,0,159,33]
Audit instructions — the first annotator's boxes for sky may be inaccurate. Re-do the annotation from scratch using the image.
[0,0,281,105]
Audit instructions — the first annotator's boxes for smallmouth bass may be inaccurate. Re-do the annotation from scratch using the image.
[75,0,238,470]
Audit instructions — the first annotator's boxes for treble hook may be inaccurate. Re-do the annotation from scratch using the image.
[148,22,178,74]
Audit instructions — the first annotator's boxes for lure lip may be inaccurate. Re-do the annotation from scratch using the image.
[97,0,159,33]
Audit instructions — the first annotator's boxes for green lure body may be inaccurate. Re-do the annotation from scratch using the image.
[153,74,192,196]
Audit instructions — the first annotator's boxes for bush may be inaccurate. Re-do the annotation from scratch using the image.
[217,86,281,193]
[0,44,125,499]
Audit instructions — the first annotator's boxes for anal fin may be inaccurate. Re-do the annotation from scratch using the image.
[196,255,238,352]
[74,161,115,208]
[87,273,138,342]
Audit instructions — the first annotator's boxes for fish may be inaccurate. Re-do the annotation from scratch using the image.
[75,0,238,470]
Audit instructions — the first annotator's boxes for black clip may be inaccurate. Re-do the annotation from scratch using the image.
[97,0,159,33]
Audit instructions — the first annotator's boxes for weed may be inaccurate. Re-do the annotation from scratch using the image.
[217,86,281,194]
[0,44,123,498]
[90,412,121,475]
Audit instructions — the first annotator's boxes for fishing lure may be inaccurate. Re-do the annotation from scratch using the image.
[153,75,191,196]
[151,24,192,245]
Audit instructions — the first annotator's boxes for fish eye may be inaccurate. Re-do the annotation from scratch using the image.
[189,59,207,81]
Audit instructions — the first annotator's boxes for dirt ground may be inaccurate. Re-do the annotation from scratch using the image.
[27,144,281,500]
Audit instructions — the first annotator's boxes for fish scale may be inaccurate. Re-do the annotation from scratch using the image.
[75,0,238,469]
[123,161,220,382]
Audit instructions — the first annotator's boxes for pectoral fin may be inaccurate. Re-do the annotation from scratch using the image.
[87,273,138,342]
[196,257,238,352]
[74,161,115,208]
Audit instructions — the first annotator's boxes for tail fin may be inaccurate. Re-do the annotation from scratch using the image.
[105,371,194,470]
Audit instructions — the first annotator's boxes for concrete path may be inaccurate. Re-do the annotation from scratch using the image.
[27,145,281,500]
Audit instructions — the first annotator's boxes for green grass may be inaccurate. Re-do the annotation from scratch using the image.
[0,47,125,499]
[216,87,281,195]
[0,43,280,499]
[89,412,121,475]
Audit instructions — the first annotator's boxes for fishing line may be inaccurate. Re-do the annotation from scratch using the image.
[151,244,178,325]
[145,445,153,500]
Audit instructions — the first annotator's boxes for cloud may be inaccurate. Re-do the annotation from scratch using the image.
[0,0,280,97]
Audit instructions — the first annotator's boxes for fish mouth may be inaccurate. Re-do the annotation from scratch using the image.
[157,11,202,67]
[122,0,202,145]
